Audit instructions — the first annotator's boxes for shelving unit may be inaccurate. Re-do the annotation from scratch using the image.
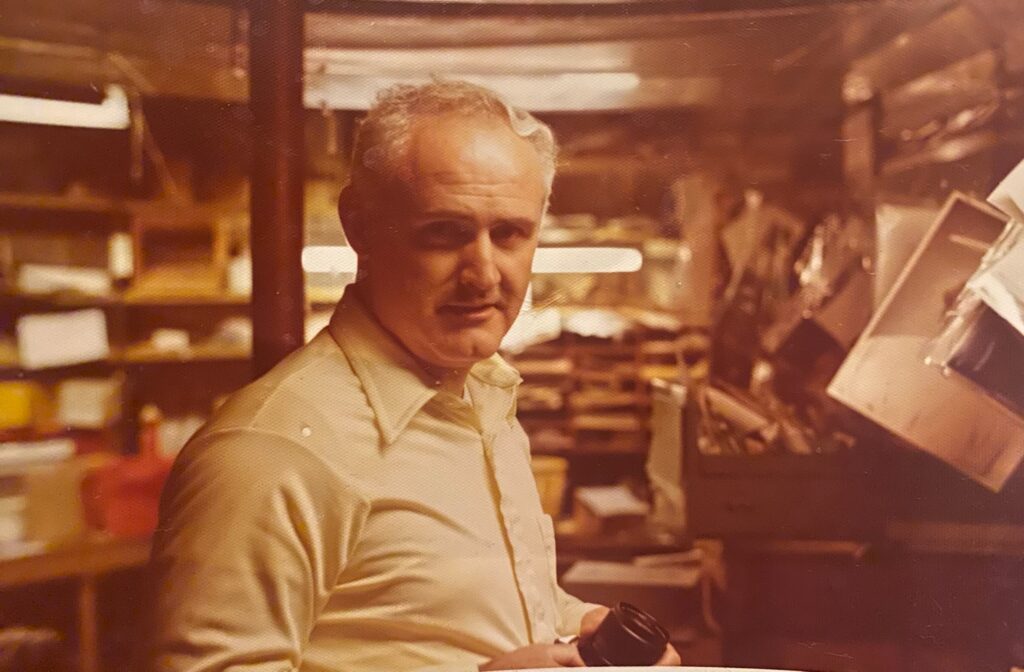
[0,192,215,229]
[0,194,253,457]
[0,194,253,670]
[0,289,252,310]
[510,318,684,512]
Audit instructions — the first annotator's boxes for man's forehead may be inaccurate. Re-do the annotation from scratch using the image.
[404,114,544,184]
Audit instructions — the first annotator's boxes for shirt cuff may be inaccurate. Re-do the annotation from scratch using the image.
[560,600,604,637]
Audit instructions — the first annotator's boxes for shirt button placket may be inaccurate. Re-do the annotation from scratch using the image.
[486,434,540,636]
[495,429,555,639]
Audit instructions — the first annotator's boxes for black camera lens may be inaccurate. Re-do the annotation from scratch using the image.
[577,602,670,667]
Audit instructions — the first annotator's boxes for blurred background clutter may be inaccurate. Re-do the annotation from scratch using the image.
[1,0,1024,670]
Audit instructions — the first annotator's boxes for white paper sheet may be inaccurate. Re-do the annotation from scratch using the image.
[988,156,1024,223]
[967,236,1024,336]
[16,309,110,369]
[575,484,650,517]
[562,560,700,589]
[968,157,1024,337]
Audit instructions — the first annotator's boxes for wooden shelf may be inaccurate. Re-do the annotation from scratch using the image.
[120,342,250,364]
[886,520,1024,556]
[122,292,250,307]
[0,290,120,310]
[0,289,250,310]
[554,526,684,561]
[0,359,116,379]
[569,389,646,411]
[0,533,152,672]
[514,358,574,377]
[0,533,150,589]
[0,192,218,229]
[572,414,645,433]
[0,343,250,375]
[0,192,122,218]
[639,363,682,382]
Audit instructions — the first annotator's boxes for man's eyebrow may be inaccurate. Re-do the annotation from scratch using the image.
[412,211,539,229]
[495,216,539,229]
[414,209,474,222]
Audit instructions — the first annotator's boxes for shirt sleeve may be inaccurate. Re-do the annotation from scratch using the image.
[145,428,369,672]
[554,585,603,638]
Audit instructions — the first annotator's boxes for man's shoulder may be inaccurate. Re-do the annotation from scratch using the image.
[187,332,379,467]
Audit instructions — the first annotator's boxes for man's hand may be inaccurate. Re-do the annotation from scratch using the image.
[579,606,611,639]
[653,643,682,666]
[578,605,682,667]
[479,643,584,670]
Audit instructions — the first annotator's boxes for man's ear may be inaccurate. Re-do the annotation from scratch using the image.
[338,185,370,255]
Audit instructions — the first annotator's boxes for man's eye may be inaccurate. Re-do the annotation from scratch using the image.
[492,224,527,244]
[418,221,467,245]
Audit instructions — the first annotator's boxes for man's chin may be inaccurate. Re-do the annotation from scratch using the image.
[430,332,503,367]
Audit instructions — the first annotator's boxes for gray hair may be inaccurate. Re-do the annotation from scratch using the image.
[349,80,557,196]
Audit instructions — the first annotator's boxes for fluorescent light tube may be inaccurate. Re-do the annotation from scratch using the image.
[302,245,359,274]
[531,247,643,274]
[305,72,644,112]
[301,245,643,274]
[0,84,130,130]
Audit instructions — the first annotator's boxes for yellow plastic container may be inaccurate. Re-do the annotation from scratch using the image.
[0,382,47,430]
[531,455,568,517]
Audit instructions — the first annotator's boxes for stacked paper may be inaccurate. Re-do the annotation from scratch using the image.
[971,160,1024,337]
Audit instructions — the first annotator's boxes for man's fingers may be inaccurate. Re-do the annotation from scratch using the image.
[551,643,586,667]
[655,643,682,666]
[578,606,610,638]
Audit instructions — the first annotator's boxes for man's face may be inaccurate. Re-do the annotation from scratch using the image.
[351,114,546,372]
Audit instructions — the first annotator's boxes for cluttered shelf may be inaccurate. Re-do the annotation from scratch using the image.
[119,342,251,364]
[121,292,250,307]
[0,358,115,379]
[0,289,121,311]
[554,526,688,569]
[0,344,251,376]
[0,289,251,310]
[0,191,217,227]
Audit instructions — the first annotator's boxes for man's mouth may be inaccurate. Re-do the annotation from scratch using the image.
[439,302,502,319]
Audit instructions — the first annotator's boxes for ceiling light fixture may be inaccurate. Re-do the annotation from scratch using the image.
[304,72,642,112]
[301,245,643,274]
[0,84,130,130]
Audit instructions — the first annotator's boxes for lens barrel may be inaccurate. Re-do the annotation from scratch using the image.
[577,602,670,667]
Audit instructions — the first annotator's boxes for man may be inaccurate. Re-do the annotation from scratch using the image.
[148,81,680,671]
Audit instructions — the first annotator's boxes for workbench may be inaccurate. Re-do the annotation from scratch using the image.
[0,534,151,672]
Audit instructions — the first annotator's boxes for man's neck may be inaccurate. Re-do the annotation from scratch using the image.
[428,367,470,396]
[351,283,470,396]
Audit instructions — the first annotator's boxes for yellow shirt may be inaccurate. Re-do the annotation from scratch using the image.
[148,291,596,672]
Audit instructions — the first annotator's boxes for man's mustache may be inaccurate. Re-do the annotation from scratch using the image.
[440,291,507,308]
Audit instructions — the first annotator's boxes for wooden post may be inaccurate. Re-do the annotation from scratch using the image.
[78,576,98,672]
[249,0,306,376]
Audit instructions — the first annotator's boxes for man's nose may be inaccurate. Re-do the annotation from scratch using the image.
[459,233,501,290]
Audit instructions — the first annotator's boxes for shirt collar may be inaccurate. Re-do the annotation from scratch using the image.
[328,289,521,445]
